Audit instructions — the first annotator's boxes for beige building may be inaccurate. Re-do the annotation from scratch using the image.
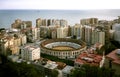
[84,25,92,45]
[13,37,21,46]
[57,27,68,38]
[80,18,98,25]
[40,26,48,38]
[60,19,68,27]
[11,19,22,29]
[54,19,60,26]
[11,19,32,29]
[36,18,42,28]
[51,30,57,39]
[32,27,40,40]
[72,24,82,38]
[92,29,105,45]
[0,36,14,55]
[21,44,40,61]
[19,34,27,45]
[0,33,27,55]
[80,19,89,25]
[9,45,20,55]
[42,19,47,26]
[47,19,52,26]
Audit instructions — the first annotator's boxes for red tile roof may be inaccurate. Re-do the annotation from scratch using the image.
[75,51,102,66]
[106,49,120,65]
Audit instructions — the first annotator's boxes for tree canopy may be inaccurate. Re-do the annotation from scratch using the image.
[70,64,117,77]
[0,54,44,77]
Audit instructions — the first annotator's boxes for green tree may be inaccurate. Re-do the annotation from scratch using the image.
[70,64,116,77]
[0,54,44,77]
[51,69,59,77]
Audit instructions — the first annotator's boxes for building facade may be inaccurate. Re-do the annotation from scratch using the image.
[21,44,40,61]
[105,49,120,75]
[40,39,86,59]
[57,27,68,38]
[36,18,42,28]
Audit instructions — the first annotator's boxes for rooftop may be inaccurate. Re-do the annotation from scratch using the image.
[62,65,74,74]
[44,61,58,70]
[22,44,40,51]
[106,49,120,65]
[75,50,102,66]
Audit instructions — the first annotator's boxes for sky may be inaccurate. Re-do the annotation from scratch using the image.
[0,0,120,28]
[0,0,120,9]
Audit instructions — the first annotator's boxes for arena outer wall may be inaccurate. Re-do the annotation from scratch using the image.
[40,38,86,59]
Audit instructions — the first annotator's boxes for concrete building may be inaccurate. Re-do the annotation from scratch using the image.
[80,18,98,25]
[0,32,27,55]
[67,26,71,36]
[98,31,105,45]
[19,34,27,45]
[80,19,89,25]
[21,44,40,61]
[44,61,58,70]
[11,19,32,29]
[81,26,85,41]
[62,65,74,77]
[55,19,60,26]
[109,30,115,39]
[36,18,42,28]
[89,18,98,25]
[21,22,27,29]
[81,25,105,45]
[71,24,82,38]
[11,19,22,29]
[47,19,52,26]
[40,26,48,38]
[92,30,105,45]
[60,19,68,27]
[9,45,20,55]
[74,48,105,68]
[47,26,58,39]
[13,37,21,46]
[0,36,15,55]
[52,19,56,25]
[105,49,120,75]
[0,37,11,55]
[42,19,47,26]
[112,23,120,43]
[57,27,68,38]
[23,21,32,28]
[84,25,92,45]
[51,29,57,39]
[32,27,40,40]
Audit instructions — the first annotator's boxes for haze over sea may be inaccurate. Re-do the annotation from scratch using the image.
[0,10,120,28]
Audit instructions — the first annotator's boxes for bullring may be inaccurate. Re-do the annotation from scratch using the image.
[40,38,86,59]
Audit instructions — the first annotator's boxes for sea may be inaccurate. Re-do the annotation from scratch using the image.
[0,9,120,28]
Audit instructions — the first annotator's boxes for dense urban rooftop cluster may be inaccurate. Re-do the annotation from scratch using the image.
[0,16,120,77]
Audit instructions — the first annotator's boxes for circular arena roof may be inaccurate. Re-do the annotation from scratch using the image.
[40,38,86,51]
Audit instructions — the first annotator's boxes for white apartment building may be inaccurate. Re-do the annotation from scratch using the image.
[71,24,82,38]
[84,25,92,45]
[19,34,27,45]
[112,24,120,43]
[21,45,40,61]
[32,27,40,40]
[57,27,68,38]
[92,30,105,45]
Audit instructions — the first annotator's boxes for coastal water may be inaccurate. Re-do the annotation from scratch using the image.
[0,10,119,28]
